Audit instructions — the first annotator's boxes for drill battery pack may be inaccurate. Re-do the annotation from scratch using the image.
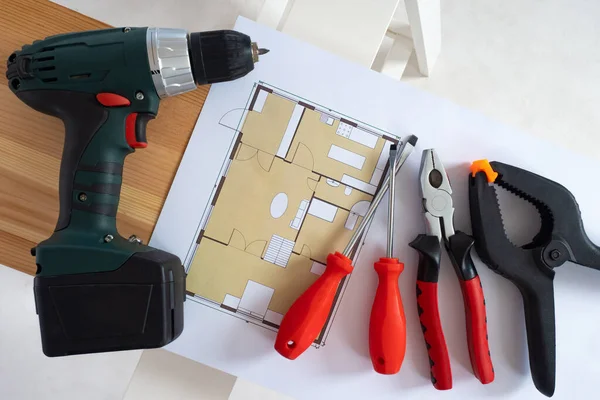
[33,249,186,357]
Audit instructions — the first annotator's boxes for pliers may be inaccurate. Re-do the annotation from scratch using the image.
[410,149,494,390]
[469,160,600,397]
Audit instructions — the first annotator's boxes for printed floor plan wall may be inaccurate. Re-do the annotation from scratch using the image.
[185,82,399,346]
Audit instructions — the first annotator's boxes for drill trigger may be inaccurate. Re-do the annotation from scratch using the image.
[125,113,149,149]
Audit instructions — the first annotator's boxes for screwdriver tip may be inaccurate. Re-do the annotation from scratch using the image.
[406,135,418,146]
[258,48,270,55]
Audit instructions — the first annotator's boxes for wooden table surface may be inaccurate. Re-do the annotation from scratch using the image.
[0,0,208,275]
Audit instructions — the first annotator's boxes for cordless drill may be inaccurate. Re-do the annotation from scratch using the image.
[6,27,268,356]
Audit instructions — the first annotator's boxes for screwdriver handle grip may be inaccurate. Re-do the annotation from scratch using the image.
[369,257,406,374]
[274,252,353,360]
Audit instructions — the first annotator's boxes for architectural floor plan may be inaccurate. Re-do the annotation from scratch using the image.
[185,82,400,346]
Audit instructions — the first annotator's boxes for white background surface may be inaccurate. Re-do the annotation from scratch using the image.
[151,17,600,400]
[1,0,599,399]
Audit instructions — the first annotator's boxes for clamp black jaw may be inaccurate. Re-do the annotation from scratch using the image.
[469,161,600,398]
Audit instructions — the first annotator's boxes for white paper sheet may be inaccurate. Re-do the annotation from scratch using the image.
[150,17,600,400]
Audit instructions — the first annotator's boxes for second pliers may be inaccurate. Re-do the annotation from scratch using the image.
[409,149,494,390]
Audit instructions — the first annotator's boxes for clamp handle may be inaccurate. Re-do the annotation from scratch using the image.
[470,168,556,396]
[520,280,556,397]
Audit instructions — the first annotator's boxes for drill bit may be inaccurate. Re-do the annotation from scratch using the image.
[251,42,270,62]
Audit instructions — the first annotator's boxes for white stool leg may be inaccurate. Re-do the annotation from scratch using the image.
[379,34,413,80]
[279,0,399,68]
[405,0,441,76]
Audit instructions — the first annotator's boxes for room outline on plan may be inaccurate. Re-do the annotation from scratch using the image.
[183,82,400,347]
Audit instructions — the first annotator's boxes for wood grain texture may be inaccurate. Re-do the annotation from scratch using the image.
[0,0,208,274]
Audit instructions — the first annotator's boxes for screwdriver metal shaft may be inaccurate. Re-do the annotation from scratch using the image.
[387,144,398,258]
[343,135,417,255]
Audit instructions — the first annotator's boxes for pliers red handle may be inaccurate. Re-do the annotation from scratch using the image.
[409,149,494,390]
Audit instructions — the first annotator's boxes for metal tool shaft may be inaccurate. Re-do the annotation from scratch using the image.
[343,135,417,256]
[387,145,398,258]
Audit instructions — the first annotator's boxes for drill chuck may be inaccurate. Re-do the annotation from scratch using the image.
[189,30,255,85]
[146,28,196,98]
[147,28,267,98]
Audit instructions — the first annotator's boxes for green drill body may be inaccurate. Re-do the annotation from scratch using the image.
[9,27,159,276]
[6,26,264,356]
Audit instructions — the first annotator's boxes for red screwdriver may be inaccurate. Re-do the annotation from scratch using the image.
[274,136,417,360]
[369,144,406,374]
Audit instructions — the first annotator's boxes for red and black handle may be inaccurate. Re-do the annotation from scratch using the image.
[410,232,494,389]
[410,234,452,390]
[446,231,494,385]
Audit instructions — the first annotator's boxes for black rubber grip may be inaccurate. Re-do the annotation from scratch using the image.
[446,231,478,281]
[410,234,442,283]
[135,113,154,144]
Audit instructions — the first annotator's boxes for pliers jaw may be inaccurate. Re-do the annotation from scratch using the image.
[419,149,455,241]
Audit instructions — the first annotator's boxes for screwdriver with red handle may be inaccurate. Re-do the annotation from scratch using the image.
[369,144,406,374]
[274,135,417,360]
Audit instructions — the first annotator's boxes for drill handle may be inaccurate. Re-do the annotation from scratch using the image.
[18,90,148,233]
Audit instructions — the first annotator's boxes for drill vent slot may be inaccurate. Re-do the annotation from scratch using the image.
[70,73,91,80]
[41,77,58,83]
[37,66,55,72]
[35,56,55,62]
